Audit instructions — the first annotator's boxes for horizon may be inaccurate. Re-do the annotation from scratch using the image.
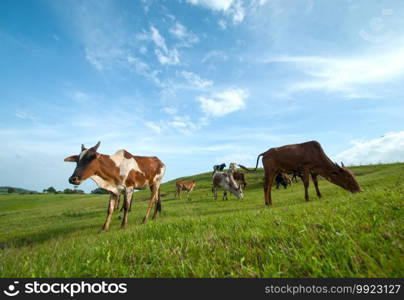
[1,0,404,193]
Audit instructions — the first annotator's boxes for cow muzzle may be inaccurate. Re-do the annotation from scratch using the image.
[69,176,81,185]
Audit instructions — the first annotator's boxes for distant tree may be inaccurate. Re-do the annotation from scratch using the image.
[91,188,109,194]
[44,187,57,194]
[63,188,85,194]
[7,187,15,194]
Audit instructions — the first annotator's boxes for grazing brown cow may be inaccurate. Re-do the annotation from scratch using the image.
[175,180,196,199]
[212,172,243,200]
[232,171,247,189]
[64,141,165,231]
[251,141,361,206]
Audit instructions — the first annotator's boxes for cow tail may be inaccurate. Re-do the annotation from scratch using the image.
[254,152,265,171]
[156,189,162,212]
[238,152,265,173]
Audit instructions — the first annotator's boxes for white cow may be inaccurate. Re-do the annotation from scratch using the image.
[212,172,243,200]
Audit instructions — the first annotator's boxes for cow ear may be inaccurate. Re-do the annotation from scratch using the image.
[90,141,101,152]
[341,161,345,167]
[64,155,79,162]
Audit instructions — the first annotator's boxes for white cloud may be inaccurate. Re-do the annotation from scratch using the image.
[201,50,228,63]
[186,0,245,25]
[126,55,161,85]
[180,71,213,89]
[265,47,404,96]
[155,48,180,65]
[150,25,181,65]
[150,26,167,52]
[161,106,178,115]
[197,88,248,117]
[145,121,162,134]
[139,46,147,54]
[228,0,245,24]
[335,131,404,165]
[169,22,199,46]
[169,22,187,39]
[218,19,227,29]
[186,0,234,11]
[167,116,199,135]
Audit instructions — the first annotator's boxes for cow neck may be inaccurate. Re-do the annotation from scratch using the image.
[94,154,122,183]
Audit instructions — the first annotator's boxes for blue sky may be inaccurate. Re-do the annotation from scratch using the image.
[1,0,404,192]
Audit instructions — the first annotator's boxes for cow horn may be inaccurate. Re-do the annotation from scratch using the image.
[93,141,101,152]
[341,161,345,167]
[81,144,86,151]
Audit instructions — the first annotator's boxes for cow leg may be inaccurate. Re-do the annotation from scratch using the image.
[175,186,179,199]
[120,188,133,229]
[114,194,120,211]
[264,170,276,206]
[302,170,310,202]
[311,173,322,198]
[212,186,217,200]
[223,191,227,201]
[151,186,161,220]
[128,193,133,212]
[101,193,118,232]
[142,184,158,224]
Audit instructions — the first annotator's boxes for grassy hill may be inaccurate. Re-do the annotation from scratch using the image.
[0,186,38,194]
[0,163,403,277]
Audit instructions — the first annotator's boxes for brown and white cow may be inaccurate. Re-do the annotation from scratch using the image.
[212,172,243,200]
[175,180,196,200]
[64,141,165,231]
[251,140,361,206]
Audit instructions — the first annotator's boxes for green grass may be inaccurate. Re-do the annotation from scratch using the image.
[0,163,403,277]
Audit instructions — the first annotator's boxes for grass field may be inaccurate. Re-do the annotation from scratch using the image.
[0,163,403,277]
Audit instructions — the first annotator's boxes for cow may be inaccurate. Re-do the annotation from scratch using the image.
[274,172,290,189]
[289,170,301,183]
[175,180,196,200]
[250,140,361,206]
[229,162,238,172]
[212,172,243,200]
[232,171,247,189]
[212,163,226,174]
[64,141,165,231]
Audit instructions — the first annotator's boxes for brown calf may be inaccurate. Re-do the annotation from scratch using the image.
[64,141,165,231]
[175,180,196,200]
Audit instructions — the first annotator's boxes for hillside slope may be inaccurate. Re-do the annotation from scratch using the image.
[0,163,403,277]
[0,186,38,194]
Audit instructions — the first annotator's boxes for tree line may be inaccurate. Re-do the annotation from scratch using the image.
[42,187,109,194]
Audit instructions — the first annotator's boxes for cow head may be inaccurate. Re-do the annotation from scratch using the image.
[329,163,361,193]
[64,141,101,185]
[227,174,244,199]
